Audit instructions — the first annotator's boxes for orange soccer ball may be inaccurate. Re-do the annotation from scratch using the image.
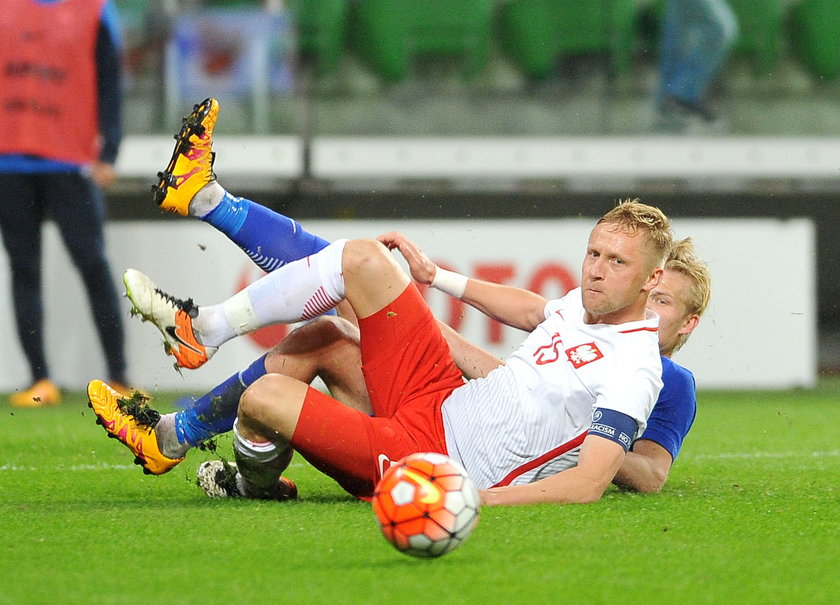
[372,452,480,558]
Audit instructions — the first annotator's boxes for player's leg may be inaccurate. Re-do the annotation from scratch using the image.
[88,314,367,475]
[152,97,330,273]
[49,172,129,388]
[199,284,464,501]
[157,314,367,461]
[0,173,61,407]
[125,237,405,369]
[200,374,389,500]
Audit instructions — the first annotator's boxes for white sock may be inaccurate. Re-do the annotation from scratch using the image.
[193,239,347,348]
[189,181,225,218]
[154,413,189,458]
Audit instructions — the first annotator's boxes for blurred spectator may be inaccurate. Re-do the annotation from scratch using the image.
[0,0,130,406]
[654,0,738,133]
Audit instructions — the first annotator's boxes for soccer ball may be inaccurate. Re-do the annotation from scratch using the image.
[372,452,480,558]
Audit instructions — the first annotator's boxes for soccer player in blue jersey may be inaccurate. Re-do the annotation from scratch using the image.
[89,99,709,498]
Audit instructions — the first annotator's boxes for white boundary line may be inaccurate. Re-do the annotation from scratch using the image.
[683,450,839,461]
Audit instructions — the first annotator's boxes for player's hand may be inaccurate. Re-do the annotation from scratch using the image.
[90,161,117,188]
[377,231,437,285]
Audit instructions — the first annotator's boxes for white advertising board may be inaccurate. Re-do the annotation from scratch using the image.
[0,218,815,393]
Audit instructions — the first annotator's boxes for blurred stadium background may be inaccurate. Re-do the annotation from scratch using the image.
[3,0,840,391]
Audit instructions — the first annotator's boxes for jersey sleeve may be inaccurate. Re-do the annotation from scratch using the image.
[634,358,697,462]
[595,358,662,439]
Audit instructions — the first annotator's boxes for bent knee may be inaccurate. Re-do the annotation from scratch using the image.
[239,373,304,418]
[341,239,394,278]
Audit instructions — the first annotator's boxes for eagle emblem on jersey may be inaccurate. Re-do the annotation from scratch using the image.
[566,343,603,368]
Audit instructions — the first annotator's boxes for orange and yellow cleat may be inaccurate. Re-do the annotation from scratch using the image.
[152,97,219,216]
[87,379,183,475]
[10,378,61,407]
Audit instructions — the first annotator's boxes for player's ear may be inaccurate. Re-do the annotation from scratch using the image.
[642,267,663,293]
[678,314,700,337]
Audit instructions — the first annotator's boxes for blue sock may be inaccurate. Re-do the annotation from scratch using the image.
[203,192,330,272]
[175,355,268,445]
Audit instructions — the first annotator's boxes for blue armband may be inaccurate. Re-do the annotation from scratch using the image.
[589,408,638,452]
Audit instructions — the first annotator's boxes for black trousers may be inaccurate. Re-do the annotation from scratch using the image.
[0,171,127,384]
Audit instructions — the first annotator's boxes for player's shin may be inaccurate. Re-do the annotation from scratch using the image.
[232,419,294,499]
[193,239,347,347]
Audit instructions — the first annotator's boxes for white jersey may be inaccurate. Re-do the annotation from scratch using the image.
[441,288,663,490]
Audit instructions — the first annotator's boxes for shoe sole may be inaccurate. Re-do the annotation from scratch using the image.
[152,98,217,207]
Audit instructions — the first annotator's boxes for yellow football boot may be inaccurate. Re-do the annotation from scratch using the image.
[152,97,219,216]
[10,378,61,407]
[87,379,183,475]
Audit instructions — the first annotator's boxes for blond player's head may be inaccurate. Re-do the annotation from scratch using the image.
[597,199,674,273]
[652,237,711,355]
[581,199,674,323]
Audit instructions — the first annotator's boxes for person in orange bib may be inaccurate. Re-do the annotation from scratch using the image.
[0,0,132,406]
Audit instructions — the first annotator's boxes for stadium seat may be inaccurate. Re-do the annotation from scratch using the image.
[287,0,349,75]
[350,0,494,82]
[497,0,640,80]
[726,0,785,75]
[789,0,840,80]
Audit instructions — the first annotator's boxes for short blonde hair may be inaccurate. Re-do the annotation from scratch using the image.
[597,199,674,271]
[666,237,712,352]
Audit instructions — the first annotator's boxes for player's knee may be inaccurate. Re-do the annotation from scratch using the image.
[239,373,298,420]
[342,239,394,281]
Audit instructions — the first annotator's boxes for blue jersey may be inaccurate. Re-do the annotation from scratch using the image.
[634,356,697,462]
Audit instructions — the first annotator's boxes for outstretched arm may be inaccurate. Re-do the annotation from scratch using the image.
[378,231,548,331]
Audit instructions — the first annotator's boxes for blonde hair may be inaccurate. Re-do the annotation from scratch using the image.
[666,237,712,352]
[597,198,674,271]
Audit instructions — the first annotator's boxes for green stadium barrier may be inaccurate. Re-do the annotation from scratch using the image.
[727,0,785,74]
[350,0,494,82]
[789,0,840,80]
[288,0,349,75]
[498,0,640,80]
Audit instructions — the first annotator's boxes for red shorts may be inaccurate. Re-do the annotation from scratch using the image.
[291,284,464,499]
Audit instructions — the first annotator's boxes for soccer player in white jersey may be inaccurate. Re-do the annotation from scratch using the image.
[105,200,672,506]
[86,99,702,503]
[90,239,708,497]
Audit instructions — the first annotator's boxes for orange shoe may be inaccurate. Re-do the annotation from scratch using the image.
[10,379,61,407]
[152,98,219,216]
[123,268,216,369]
[87,379,183,475]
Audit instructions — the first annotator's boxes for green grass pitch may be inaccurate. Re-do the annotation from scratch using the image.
[1,381,838,605]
